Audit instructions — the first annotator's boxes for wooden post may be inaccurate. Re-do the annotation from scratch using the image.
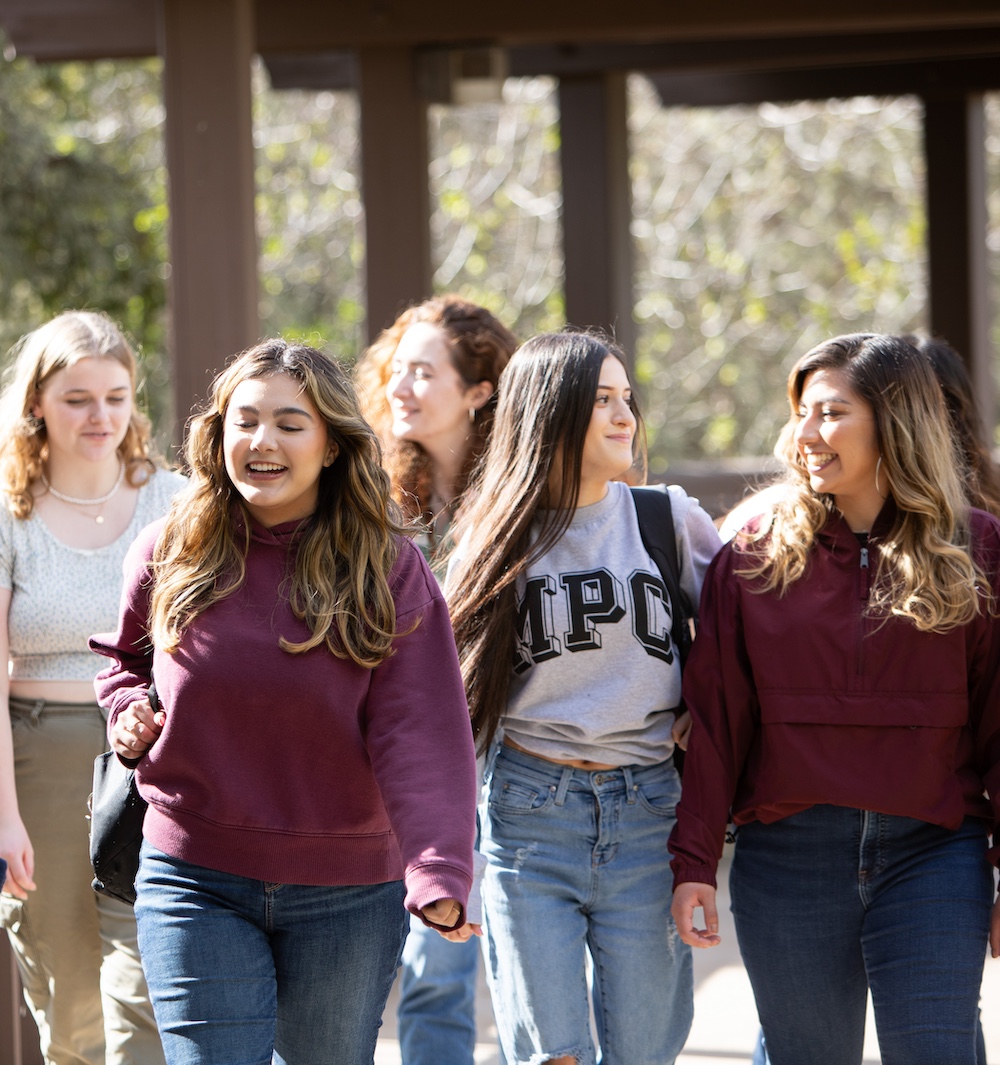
[0,943,43,1065]
[157,0,260,436]
[924,93,994,437]
[558,72,636,357]
[357,47,432,341]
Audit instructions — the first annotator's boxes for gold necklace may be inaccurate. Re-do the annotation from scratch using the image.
[40,460,126,524]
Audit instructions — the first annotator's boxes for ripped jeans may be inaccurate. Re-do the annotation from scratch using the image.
[480,743,692,1065]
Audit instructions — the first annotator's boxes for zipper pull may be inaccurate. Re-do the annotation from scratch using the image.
[859,544,870,597]
[860,546,869,569]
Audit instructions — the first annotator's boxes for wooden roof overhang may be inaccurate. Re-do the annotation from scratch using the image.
[0,0,999,441]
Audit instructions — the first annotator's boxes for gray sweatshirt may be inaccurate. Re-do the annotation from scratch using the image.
[491,480,721,766]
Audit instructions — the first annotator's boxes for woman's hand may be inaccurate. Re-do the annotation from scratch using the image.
[109,697,165,760]
[435,920,483,943]
[0,814,35,899]
[671,881,721,948]
[420,897,483,942]
[672,710,692,750]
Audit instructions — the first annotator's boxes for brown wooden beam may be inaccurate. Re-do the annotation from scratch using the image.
[357,46,431,340]
[510,28,1000,78]
[0,3,156,60]
[646,55,1000,107]
[5,2,1000,70]
[924,93,994,434]
[253,0,1000,50]
[157,0,260,433]
[559,73,635,357]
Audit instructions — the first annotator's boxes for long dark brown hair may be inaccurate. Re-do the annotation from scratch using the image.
[447,331,646,752]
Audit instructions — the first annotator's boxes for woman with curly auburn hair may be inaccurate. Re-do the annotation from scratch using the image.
[356,295,516,1065]
[90,339,477,1065]
[355,294,517,572]
[671,333,1000,1065]
[0,310,183,1065]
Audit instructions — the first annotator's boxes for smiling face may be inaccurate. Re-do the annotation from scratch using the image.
[578,355,636,503]
[385,322,490,457]
[794,367,883,529]
[32,356,133,466]
[222,373,337,528]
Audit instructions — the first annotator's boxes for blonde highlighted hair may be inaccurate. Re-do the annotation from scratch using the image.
[743,333,987,632]
[149,339,405,668]
[0,310,156,519]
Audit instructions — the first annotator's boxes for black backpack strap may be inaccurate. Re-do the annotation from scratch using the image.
[630,485,694,667]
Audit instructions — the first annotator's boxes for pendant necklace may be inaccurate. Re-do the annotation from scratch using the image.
[41,460,126,524]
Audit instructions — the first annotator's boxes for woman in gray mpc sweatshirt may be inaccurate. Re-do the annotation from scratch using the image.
[446,332,721,1065]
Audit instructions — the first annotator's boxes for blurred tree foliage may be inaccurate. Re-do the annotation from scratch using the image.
[255,71,564,355]
[0,47,169,427]
[1,37,997,465]
[630,81,931,470]
[427,77,564,341]
[253,76,365,358]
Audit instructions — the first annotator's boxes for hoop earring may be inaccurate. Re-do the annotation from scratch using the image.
[875,455,886,498]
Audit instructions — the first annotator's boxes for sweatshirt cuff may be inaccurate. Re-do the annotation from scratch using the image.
[404,862,473,926]
[670,860,719,891]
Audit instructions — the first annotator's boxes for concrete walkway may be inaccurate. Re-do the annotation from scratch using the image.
[376,846,1000,1064]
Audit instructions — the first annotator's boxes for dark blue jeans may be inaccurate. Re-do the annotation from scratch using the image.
[135,844,409,1065]
[730,806,992,1065]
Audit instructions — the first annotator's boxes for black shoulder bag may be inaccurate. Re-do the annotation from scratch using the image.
[630,485,696,772]
[89,685,155,905]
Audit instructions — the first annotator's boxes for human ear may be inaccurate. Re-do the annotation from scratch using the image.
[466,380,493,413]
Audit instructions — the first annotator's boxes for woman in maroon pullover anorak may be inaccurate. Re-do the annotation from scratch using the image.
[670,333,1000,1065]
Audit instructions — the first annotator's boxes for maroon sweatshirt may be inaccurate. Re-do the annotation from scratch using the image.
[90,516,476,919]
[670,502,1000,889]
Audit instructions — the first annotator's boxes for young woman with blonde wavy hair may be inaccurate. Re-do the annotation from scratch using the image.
[90,339,477,1065]
[671,333,1000,1065]
[0,309,183,1065]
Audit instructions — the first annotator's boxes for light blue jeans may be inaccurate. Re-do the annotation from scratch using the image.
[398,915,480,1064]
[480,744,692,1065]
[134,843,409,1065]
[731,806,992,1065]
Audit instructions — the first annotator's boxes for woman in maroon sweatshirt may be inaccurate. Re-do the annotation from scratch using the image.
[90,340,477,1065]
[670,333,1000,1065]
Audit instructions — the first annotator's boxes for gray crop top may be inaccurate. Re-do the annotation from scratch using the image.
[0,469,187,682]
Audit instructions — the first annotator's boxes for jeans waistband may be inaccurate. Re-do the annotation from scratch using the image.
[8,695,105,721]
[494,740,677,805]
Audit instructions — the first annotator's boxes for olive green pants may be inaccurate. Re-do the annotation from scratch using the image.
[0,699,164,1065]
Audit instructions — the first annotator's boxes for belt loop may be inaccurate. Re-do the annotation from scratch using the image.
[553,765,574,807]
[622,765,637,804]
[30,699,45,722]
